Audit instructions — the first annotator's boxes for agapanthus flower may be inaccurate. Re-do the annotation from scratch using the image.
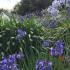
[16,28,26,40]
[47,20,57,28]
[8,54,16,63]
[50,40,64,56]
[47,0,65,20]
[50,47,57,56]
[0,52,24,70]
[52,0,61,8]
[47,1,59,19]
[10,52,24,60]
[47,6,59,17]
[36,60,52,70]
[17,29,26,36]
[0,56,18,70]
[55,40,64,48]
[42,40,50,47]
[55,40,64,55]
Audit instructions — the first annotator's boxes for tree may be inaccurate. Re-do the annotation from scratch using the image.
[13,0,53,15]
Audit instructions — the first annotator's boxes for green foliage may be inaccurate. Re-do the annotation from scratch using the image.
[0,12,70,70]
[0,16,45,69]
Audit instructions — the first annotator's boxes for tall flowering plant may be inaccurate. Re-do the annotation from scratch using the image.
[0,16,45,70]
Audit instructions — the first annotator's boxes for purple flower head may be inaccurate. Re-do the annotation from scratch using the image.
[17,29,26,36]
[50,47,64,56]
[42,40,50,47]
[50,40,64,56]
[55,40,64,48]
[36,60,47,70]
[8,54,16,63]
[50,47,58,56]
[47,20,57,28]
[0,58,7,64]
[36,60,52,70]
[16,28,26,40]
[0,54,19,70]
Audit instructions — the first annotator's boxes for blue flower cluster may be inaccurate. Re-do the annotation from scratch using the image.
[50,40,64,56]
[16,28,26,40]
[47,0,65,20]
[0,55,18,70]
[0,52,24,70]
[36,60,52,70]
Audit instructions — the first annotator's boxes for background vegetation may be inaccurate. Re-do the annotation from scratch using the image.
[13,0,53,15]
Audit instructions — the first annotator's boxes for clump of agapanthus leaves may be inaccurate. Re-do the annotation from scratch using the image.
[36,59,52,70]
[0,52,24,70]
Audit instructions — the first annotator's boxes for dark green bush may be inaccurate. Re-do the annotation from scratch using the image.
[0,16,45,69]
[13,0,53,15]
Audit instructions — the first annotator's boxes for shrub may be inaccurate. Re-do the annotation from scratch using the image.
[0,16,45,69]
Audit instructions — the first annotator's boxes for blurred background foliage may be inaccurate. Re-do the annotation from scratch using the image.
[13,0,53,15]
